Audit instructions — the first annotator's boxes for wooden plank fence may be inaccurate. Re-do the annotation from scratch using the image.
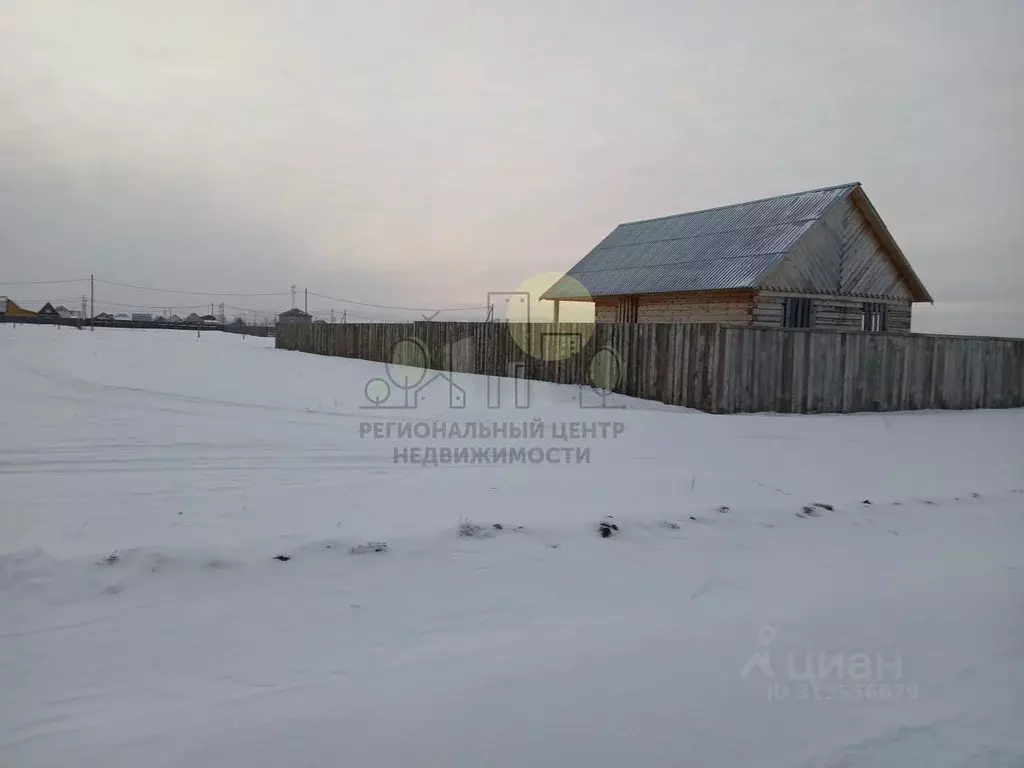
[276,322,1024,414]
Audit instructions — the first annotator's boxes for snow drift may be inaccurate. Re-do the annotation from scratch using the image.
[1,326,1022,767]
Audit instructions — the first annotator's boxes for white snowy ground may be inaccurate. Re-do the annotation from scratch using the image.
[1,325,1022,768]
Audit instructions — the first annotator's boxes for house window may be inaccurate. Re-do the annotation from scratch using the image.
[616,297,638,323]
[782,297,811,328]
[862,303,887,332]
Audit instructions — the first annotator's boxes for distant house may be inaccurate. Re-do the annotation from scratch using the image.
[543,183,932,332]
[278,308,312,325]
[184,313,202,324]
[228,317,246,326]
[114,313,131,321]
[93,312,116,322]
[55,305,82,320]
[0,297,36,317]
[37,302,60,318]
[132,313,153,322]
[200,314,221,325]
[167,314,183,323]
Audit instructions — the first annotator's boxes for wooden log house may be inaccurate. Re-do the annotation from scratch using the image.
[542,183,932,332]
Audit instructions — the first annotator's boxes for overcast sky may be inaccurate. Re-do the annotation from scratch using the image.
[1,0,1022,332]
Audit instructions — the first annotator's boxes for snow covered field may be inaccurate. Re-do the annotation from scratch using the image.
[2,325,1022,767]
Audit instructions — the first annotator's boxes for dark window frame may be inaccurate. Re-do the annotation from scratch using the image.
[782,297,812,328]
[862,303,887,332]
[616,296,638,323]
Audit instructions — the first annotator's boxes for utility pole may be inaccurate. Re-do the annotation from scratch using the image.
[330,309,334,324]
[90,274,95,330]
[342,309,347,323]
[304,288,308,315]
[81,295,86,328]
[291,285,296,308]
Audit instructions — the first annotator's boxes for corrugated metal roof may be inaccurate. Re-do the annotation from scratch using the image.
[543,183,859,300]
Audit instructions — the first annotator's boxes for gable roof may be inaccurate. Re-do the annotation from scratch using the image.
[1,298,35,316]
[279,308,311,318]
[542,183,931,303]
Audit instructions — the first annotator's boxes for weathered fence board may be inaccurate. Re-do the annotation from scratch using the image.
[276,322,1024,415]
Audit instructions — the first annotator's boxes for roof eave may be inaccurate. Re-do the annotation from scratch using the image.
[539,276,590,301]
[540,282,759,301]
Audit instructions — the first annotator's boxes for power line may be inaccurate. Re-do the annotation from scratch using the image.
[223,303,275,312]
[92,299,211,310]
[6,275,489,317]
[302,305,432,321]
[94,278,289,297]
[0,278,89,285]
[4,296,85,304]
[307,308,378,320]
[306,290,486,313]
